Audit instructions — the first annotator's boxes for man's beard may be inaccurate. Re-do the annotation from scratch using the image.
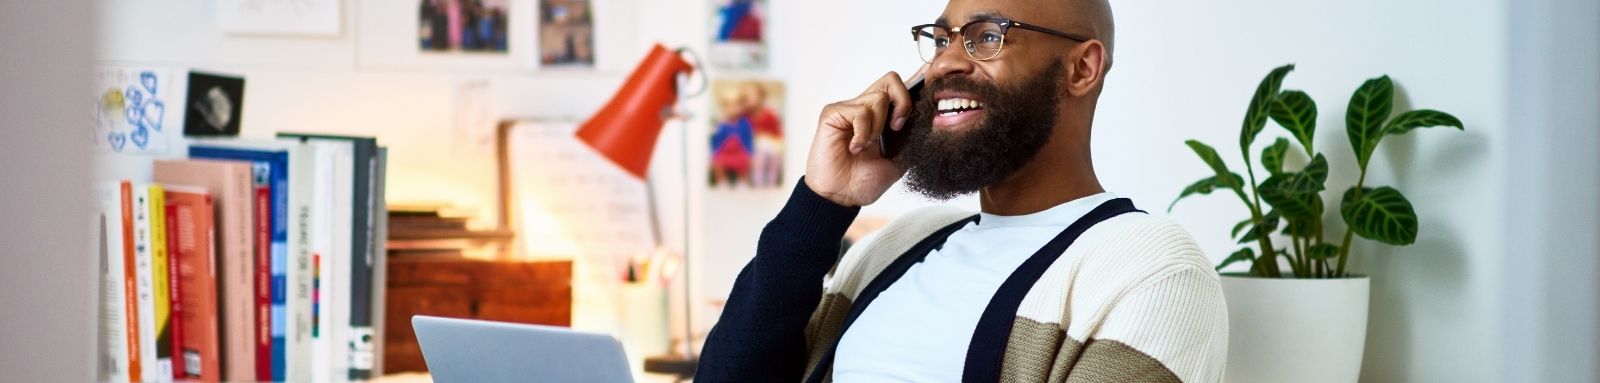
[898,59,1066,201]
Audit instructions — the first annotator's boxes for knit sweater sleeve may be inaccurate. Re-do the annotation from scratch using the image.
[1065,263,1229,383]
[697,177,860,382]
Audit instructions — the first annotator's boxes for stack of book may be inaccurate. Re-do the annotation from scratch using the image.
[386,204,512,259]
[96,134,388,383]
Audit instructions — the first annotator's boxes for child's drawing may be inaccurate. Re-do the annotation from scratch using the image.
[94,67,173,154]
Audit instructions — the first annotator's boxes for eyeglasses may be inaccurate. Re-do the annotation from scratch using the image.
[911,18,1091,63]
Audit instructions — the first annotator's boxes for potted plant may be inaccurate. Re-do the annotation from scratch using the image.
[1168,64,1463,383]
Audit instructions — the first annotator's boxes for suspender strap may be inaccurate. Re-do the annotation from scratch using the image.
[961,198,1142,383]
[803,214,980,383]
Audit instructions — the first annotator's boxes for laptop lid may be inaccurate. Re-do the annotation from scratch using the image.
[412,315,633,383]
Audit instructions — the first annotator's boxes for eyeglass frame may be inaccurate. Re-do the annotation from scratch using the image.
[910,18,1092,63]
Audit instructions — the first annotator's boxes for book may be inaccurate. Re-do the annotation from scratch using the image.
[132,183,165,381]
[164,200,185,382]
[193,140,316,382]
[166,186,221,382]
[98,184,135,383]
[278,134,355,382]
[369,147,389,379]
[153,159,255,381]
[276,133,379,380]
[189,144,286,381]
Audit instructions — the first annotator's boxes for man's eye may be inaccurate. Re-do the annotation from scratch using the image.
[935,37,952,48]
[979,31,1003,44]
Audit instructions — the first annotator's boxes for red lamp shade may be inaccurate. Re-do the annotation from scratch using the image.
[576,43,697,180]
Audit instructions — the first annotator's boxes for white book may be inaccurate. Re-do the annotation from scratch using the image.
[98,185,131,383]
[276,135,358,382]
[131,184,163,381]
[285,142,317,383]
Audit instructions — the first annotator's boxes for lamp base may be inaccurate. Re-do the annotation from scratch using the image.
[643,353,697,381]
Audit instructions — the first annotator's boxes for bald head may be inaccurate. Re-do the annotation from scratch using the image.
[1056,0,1115,69]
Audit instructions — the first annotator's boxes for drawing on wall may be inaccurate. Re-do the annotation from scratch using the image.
[709,0,767,70]
[217,0,342,36]
[94,67,175,154]
[419,0,510,53]
[184,71,247,137]
[538,0,595,66]
[709,79,785,188]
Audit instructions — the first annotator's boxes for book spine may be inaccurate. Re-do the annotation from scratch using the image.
[369,147,388,378]
[287,145,314,383]
[133,185,161,381]
[120,182,141,382]
[253,181,272,382]
[165,203,186,381]
[270,153,289,382]
[149,184,173,381]
[347,141,376,381]
[225,166,255,383]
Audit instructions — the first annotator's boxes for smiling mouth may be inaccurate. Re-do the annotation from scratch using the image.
[937,97,986,116]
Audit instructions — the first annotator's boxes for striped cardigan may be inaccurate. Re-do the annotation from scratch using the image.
[699,180,1228,382]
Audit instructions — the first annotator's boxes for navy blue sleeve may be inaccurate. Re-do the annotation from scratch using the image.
[696,177,860,382]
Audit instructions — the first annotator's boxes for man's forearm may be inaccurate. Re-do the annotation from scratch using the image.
[696,177,860,381]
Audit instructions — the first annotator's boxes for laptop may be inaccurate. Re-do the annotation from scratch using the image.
[412,315,634,383]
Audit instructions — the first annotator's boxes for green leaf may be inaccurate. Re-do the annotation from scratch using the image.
[1307,244,1340,260]
[1168,173,1245,212]
[1231,217,1253,238]
[1261,138,1290,176]
[1241,64,1296,154]
[1346,75,1394,170]
[1185,140,1242,190]
[1340,186,1419,245]
[1269,90,1319,155]
[1258,166,1326,220]
[1238,210,1281,244]
[1217,247,1256,271]
[1305,154,1329,184]
[1384,109,1464,136]
[1282,217,1318,237]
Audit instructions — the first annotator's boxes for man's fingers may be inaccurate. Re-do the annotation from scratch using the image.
[880,72,913,131]
[847,103,881,155]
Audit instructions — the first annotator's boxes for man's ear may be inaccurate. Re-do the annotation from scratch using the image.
[1064,40,1109,97]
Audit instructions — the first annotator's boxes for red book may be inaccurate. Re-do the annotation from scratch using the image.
[121,181,143,382]
[166,186,222,382]
[254,185,271,381]
[165,203,186,380]
[154,159,255,380]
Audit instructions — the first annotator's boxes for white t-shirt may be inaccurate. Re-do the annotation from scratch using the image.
[832,192,1115,382]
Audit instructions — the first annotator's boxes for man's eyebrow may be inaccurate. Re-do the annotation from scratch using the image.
[935,10,1009,26]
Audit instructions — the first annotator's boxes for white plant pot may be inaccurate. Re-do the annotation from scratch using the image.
[1220,274,1369,383]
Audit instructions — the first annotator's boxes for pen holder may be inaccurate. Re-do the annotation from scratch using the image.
[617,281,670,356]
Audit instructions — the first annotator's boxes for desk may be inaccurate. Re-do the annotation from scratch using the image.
[383,256,573,374]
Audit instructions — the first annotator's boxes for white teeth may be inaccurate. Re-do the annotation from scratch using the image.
[937,98,984,113]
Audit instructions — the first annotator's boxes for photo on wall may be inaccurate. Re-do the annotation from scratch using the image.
[538,0,596,67]
[183,71,246,137]
[418,0,510,53]
[709,79,785,189]
[709,0,767,70]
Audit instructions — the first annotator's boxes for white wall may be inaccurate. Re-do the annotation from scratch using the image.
[82,0,1600,381]
[0,1,97,382]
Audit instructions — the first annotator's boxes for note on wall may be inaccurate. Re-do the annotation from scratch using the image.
[508,120,654,263]
[217,0,342,36]
[93,67,177,155]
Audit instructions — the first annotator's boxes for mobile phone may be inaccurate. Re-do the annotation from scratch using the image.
[879,77,924,159]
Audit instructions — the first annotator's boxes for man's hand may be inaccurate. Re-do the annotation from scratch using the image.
[805,69,922,207]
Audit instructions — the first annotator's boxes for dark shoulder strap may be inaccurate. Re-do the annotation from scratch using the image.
[803,214,980,383]
[962,198,1143,383]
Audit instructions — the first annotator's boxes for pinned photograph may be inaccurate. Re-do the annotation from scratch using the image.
[538,0,595,66]
[418,0,510,53]
[709,0,767,70]
[709,79,785,188]
[184,71,246,137]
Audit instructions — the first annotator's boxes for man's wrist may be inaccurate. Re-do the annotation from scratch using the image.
[768,176,861,246]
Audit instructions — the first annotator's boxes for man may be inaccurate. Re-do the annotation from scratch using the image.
[697,0,1228,382]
